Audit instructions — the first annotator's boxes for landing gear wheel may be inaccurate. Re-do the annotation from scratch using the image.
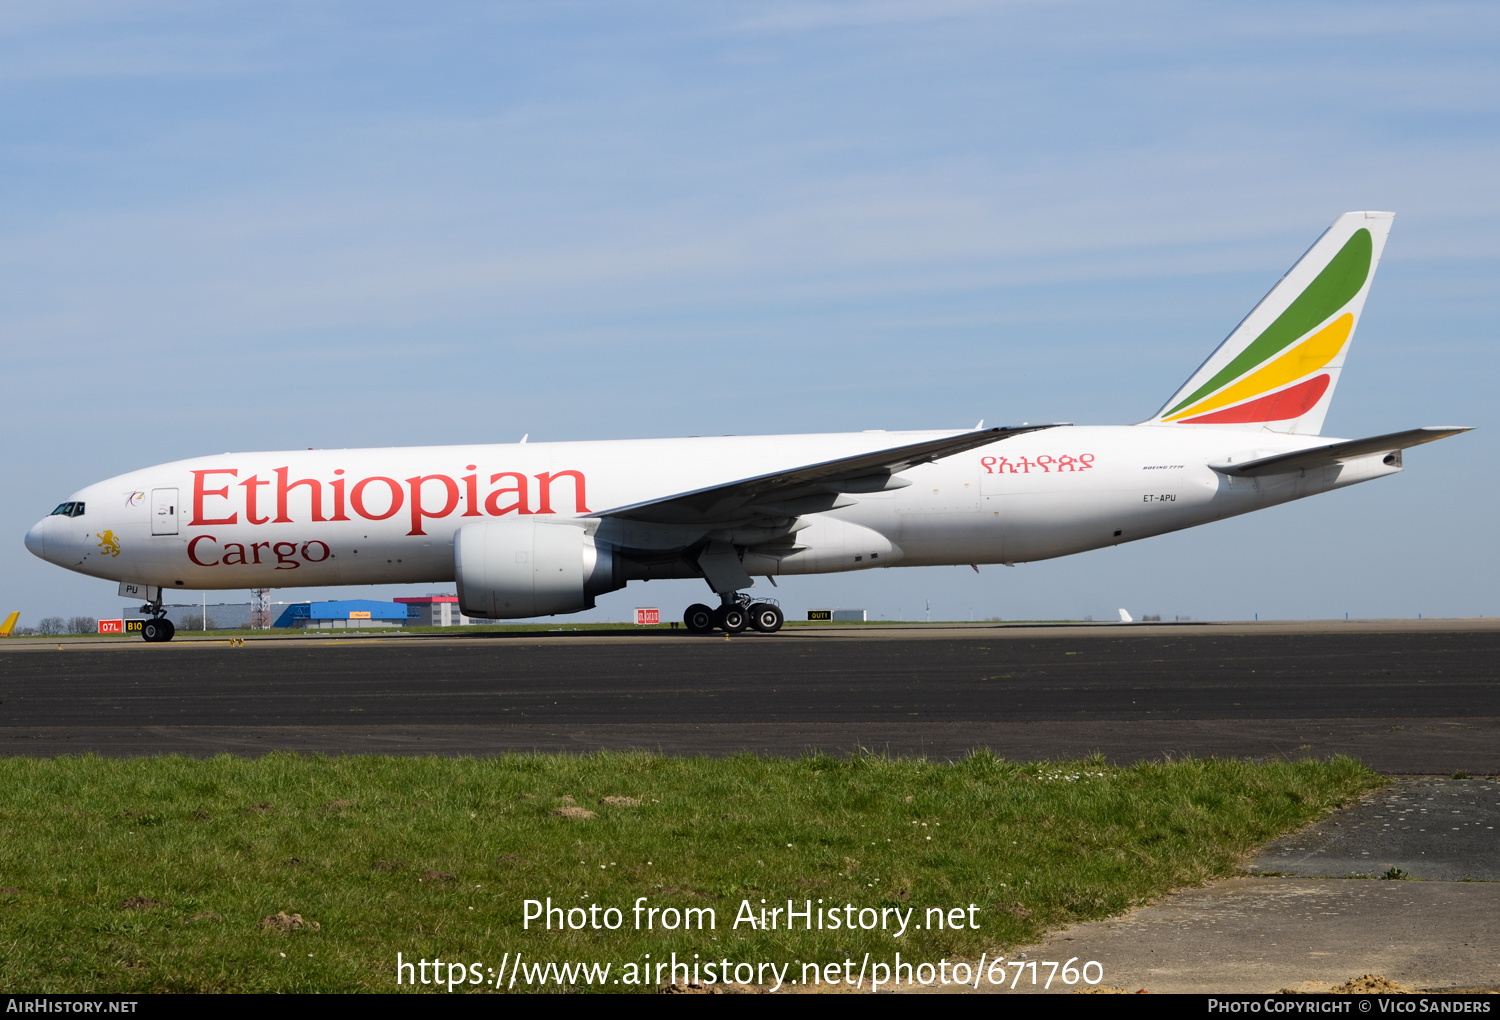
[683,604,716,634]
[141,618,174,643]
[747,603,784,633]
[715,605,749,634]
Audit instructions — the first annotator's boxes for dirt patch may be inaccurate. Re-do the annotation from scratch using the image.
[258,911,319,933]
[1280,974,1416,994]
[244,802,274,814]
[0,887,21,896]
[421,870,457,883]
[120,896,160,911]
[553,806,597,820]
[602,796,641,807]
[1330,974,1412,994]
[494,853,527,866]
[323,799,354,812]
[1000,901,1032,919]
[662,982,766,995]
[185,912,222,924]
[556,795,576,805]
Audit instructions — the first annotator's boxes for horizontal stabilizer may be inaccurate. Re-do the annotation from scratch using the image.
[1210,426,1471,477]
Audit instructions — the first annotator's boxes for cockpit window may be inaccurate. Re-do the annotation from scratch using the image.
[49,502,84,518]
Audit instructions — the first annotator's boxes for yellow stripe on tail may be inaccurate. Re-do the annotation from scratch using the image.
[0,612,18,637]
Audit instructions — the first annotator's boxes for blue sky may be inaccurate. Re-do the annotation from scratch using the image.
[2,1,1496,624]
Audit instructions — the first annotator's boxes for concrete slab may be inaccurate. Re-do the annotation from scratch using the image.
[977,878,1500,994]
[913,779,1500,994]
[1251,779,1500,880]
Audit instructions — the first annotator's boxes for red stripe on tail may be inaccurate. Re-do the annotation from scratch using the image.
[1180,374,1331,425]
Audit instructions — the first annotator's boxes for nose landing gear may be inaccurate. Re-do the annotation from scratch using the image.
[137,594,175,643]
[141,617,175,643]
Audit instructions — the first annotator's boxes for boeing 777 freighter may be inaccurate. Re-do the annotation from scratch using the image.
[25,212,1469,639]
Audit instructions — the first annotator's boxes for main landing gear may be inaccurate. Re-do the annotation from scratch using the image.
[138,594,175,643]
[683,594,784,635]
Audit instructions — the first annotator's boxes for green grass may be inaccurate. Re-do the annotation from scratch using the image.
[0,753,1381,992]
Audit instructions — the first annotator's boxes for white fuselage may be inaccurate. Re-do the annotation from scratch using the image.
[24,424,1398,600]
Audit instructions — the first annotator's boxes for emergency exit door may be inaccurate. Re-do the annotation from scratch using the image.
[151,488,179,535]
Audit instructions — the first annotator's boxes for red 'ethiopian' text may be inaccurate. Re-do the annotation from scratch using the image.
[189,466,590,537]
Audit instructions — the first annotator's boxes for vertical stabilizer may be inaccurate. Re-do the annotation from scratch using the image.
[1149,212,1393,435]
[0,612,18,636]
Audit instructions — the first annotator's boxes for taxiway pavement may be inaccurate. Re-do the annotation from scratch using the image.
[1,620,1496,770]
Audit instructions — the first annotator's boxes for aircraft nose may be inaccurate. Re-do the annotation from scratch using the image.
[24,519,46,560]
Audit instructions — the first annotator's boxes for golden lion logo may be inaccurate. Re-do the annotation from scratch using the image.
[96,531,121,558]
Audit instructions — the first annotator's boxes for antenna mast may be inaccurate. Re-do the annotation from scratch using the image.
[250,589,271,630]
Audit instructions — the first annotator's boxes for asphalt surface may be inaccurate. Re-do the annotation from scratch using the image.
[2,621,1497,769]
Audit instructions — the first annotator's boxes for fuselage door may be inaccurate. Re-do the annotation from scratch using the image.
[151,488,179,535]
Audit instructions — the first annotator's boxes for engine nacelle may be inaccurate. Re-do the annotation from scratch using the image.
[454,519,622,619]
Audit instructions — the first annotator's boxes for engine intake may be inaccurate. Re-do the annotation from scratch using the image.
[454,519,621,619]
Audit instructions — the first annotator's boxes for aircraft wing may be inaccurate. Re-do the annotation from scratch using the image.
[1210,426,1472,477]
[588,425,1061,526]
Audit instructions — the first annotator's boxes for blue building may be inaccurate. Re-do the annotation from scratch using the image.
[273,599,415,629]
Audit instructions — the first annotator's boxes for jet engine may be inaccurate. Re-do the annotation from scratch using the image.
[454,519,622,619]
